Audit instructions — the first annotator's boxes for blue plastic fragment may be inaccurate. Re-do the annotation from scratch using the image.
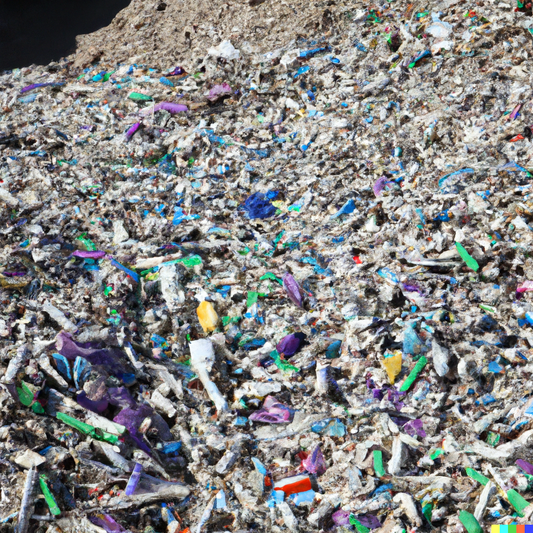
[294,66,310,78]
[242,192,277,219]
[109,257,140,282]
[299,47,327,58]
[52,353,72,380]
[73,356,91,389]
[488,361,504,374]
[161,442,182,455]
[326,340,342,359]
[330,198,356,219]
[290,490,316,505]
[403,327,422,355]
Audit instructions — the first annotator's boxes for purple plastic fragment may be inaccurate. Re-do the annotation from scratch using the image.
[108,386,137,409]
[402,282,423,295]
[403,419,426,438]
[114,404,172,453]
[77,391,109,413]
[143,102,188,115]
[72,250,106,259]
[355,515,382,529]
[516,459,533,475]
[276,334,302,356]
[301,445,327,475]
[283,273,303,307]
[208,83,232,100]
[249,396,294,424]
[387,387,404,410]
[89,514,125,532]
[20,82,63,94]
[55,331,130,381]
[373,176,392,197]
[126,122,140,139]
[390,416,411,427]
[168,66,185,76]
[510,103,522,121]
[372,388,383,400]
[332,510,351,526]
[125,463,143,496]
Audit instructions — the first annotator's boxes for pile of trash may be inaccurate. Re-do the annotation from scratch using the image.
[3,0,533,531]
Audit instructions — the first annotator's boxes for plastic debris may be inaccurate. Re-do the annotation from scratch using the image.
[3,0,533,530]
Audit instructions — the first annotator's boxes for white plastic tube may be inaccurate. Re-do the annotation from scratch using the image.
[189,339,229,413]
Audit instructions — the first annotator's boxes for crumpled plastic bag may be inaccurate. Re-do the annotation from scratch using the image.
[249,396,294,424]
[208,40,240,60]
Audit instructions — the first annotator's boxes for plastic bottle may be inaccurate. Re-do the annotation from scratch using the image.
[197,301,219,333]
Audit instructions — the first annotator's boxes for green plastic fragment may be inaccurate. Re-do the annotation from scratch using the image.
[507,489,529,516]
[17,382,34,406]
[247,291,259,307]
[455,242,479,272]
[486,432,500,446]
[465,468,489,486]
[422,502,433,523]
[373,450,386,477]
[39,476,61,516]
[103,71,115,82]
[128,92,153,101]
[349,515,370,533]
[31,402,45,414]
[259,272,283,285]
[271,350,299,373]
[458,511,483,533]
[399,356,428,392]
[140,255,202,276]
[430,448,445,460]
[221,315,241,326]
[77,233,97,251]
[479,304,495,313]
[56,412,119,445]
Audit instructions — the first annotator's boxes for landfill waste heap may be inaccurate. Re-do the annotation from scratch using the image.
[3,0,533,531]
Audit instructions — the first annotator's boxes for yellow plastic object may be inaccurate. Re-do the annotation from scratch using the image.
[197,301,219,333]
[382,351,402,384]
